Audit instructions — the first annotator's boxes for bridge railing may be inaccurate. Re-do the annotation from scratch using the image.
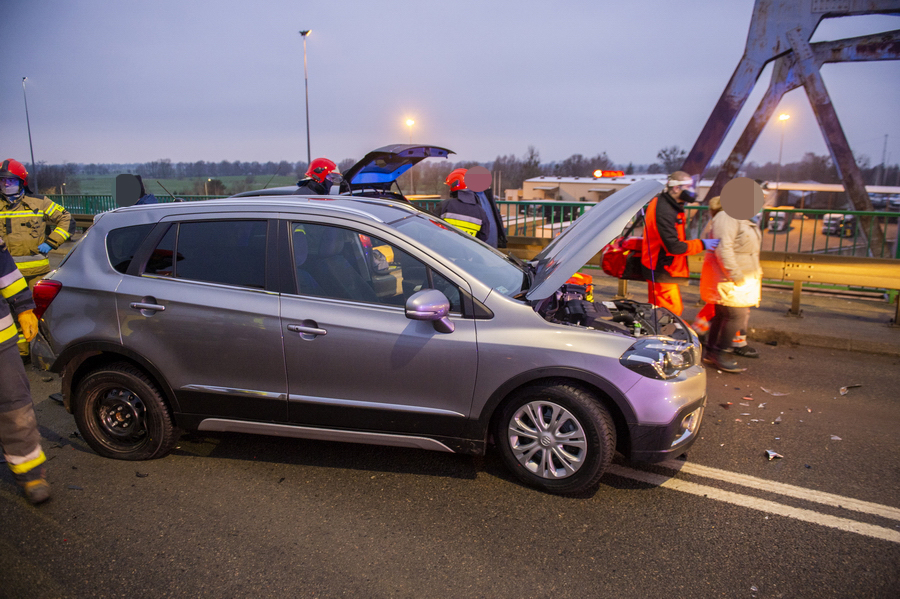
[51,194,899,261]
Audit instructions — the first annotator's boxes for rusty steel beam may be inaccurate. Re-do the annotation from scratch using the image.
[785,26,887,253]
[708,30,900,199]
[682,0,900,179]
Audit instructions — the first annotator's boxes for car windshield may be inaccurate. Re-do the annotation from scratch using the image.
[393,215,526,297]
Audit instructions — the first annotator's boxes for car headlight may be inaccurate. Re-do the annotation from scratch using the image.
[620,337,697,380]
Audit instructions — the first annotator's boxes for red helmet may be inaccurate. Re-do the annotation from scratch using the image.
[305,158,338,184]
[445,168,467,192]
[0,159,28,186]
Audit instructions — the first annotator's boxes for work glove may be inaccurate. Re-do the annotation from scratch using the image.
[18,310,38,342]
[702,239,720,251]
[38,242,52,254]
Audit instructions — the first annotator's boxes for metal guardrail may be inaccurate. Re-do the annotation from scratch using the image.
[51,194,899,312]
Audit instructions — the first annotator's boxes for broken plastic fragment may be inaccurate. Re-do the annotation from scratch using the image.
[742,396,753,401]
[740,402,750,407]
[761,387,789,396]
[830,435,842,441]
[720,402,733,409]
[774,416,782,424]
[735,418,743,422]
[839,384,861,396]
[758,403,766,409]
[741,413,751,416]
[765,450,783,460]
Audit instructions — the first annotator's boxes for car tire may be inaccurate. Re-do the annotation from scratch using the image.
[496,382,615,495]
[73,363,177,461]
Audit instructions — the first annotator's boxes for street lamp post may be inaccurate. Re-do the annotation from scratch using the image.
[22,77,38,191]
[406,119,414,144]
[775,113,790,204]
[205,178,211,196]
[300,30,312,167]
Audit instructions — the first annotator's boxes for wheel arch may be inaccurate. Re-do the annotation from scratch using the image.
[54,341,180,415]
[471,367,637,456]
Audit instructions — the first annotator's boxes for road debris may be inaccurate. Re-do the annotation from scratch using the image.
[774,416,782,424]
[68,485,83,490]
[761,387,789,396]
[839,384,862,396]
[740,402,750,406]
[41,375,53,382]
[135,471,149,478]
[830,435,842,441]
[765,450,783,460]
[720,402,732,409]
[758,403,766,409]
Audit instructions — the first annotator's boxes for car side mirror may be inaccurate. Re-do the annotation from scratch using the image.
[405,289,454,333]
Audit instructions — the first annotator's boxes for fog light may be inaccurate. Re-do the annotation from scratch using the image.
[671,406,703,447]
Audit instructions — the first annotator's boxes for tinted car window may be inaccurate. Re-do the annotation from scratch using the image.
[291,222,461,311]
[143,220,267,289]
[394,215,525,297]
[106,224,154,273]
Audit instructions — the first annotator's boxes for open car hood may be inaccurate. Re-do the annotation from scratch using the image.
[525,179,663,302]
[343,144,453,191]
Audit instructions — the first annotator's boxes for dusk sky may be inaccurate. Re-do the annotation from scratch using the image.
[3,0,899,173]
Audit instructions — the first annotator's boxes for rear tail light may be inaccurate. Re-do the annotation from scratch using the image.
[32,279,63,319]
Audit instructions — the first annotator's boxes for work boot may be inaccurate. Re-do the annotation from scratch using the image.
[15,468,51,505]
[731,345,759,358]
[702,351,745,374]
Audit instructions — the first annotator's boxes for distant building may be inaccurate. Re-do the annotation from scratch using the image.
[514,174,714,204]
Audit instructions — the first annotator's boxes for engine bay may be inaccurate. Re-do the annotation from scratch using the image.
[536,283,693,341]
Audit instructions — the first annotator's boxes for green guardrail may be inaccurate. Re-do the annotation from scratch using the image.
[51,194,900,261]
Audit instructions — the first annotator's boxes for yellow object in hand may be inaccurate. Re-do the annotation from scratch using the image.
[18,309,38,342]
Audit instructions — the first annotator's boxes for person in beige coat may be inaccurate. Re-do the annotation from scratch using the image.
[699,198,763,373]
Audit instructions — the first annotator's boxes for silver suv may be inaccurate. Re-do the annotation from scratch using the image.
[32,180,706,495]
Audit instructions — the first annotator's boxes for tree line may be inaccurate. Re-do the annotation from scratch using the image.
[24,147,900,196]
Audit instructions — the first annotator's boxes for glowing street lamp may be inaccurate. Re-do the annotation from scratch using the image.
[406,119,414,144]
[775,113,790,200]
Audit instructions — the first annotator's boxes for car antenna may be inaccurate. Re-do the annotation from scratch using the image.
[155,180,182,202]
[261,165,282,189]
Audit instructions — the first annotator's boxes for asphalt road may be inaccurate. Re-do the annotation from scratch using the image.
[2,345,899,599]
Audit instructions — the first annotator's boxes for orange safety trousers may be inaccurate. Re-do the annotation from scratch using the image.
[647,281,683,316]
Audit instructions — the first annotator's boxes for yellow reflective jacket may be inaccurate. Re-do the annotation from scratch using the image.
[1,193,73,277]
[1,236,35,351]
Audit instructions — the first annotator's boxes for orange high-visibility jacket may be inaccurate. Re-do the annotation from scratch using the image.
[640,192,703,282]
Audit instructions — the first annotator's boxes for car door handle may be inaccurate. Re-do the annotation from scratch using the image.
[287,324,327,336]
[130,302,165,312]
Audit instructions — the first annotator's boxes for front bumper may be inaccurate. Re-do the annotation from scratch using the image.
[627,395,707,463]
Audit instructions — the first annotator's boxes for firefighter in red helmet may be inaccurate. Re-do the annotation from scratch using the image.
[435,168,494,243]
[296,158,341,195]
[0,159,73,356]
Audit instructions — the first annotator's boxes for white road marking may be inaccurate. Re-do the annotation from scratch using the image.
[655,459,900,522]
[606,465,900,545]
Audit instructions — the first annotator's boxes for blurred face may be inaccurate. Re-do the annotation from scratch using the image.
[1,177,22,196]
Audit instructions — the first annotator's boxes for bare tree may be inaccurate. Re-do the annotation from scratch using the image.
[657,146,687,173]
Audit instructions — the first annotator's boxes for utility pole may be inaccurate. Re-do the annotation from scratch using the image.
[300,30,312,167]
[878,134,888,186]
[22,77,38,191]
